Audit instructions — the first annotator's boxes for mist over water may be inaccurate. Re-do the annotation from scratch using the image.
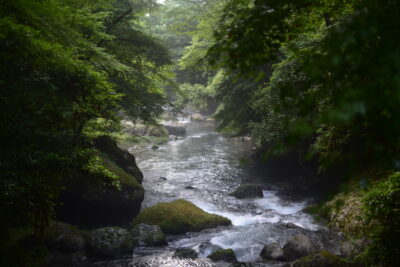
[130,120,321,263]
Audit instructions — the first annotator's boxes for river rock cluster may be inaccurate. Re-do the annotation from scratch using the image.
[257,233,361,266]
[45,221,167,265]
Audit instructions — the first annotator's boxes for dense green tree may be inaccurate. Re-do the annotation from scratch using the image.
[0,0,171,264]
[207,0,400,263]
[143,0,226,113]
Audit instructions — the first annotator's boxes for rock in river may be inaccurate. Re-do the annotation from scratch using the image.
[229,184,264,199]
[88,227,135,258]
[191,113,205,121]
[260,242,286,261]
[131,224,167,247]
[162,124,187,136]
[283,234,315,261]
[173,248,198,259]
[131,199,231,234]
[208,249,238,263]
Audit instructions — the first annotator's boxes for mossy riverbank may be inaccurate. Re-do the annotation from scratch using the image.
[304,169,400,265]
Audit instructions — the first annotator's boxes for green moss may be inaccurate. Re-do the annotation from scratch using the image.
[362,172,400,266]
[132,199,231,234]
[295,251,356,267]
[98,153,143,190]
[149,125,169,137]
[304,203,331,224]
[208,249,237,262]
[119,134,168,147]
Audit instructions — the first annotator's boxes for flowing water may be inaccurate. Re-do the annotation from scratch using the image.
[120,120,341,266]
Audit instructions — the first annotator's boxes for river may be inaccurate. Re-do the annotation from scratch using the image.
[122,120,340,266]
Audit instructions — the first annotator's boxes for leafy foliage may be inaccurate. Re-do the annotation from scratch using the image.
[0,0,171,264]
[144,0,227,114]
[363,172,400,265]
[206,0,400,263]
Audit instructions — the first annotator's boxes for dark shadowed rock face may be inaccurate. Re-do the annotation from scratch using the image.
[57,179,144,228]
[56,135,144,228]
[260,243,286,261]
[45,221,86,253]
[229,184,264,199]
[283,234,315,261]
[93,135,143,183]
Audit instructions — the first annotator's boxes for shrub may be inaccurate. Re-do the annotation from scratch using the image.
[363,172,400,265]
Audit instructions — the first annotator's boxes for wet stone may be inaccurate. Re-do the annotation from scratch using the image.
[283,234,315,261]
[260,243,286,261]
[173,248,198,259]
[131,224,167,247]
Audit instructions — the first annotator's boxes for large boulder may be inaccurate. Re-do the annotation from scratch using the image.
[229,184,264,199]
[294,251,360,267]
[93,135,143,182]
[207,249,238,263]
[131,224,167,247]
[132,199,231,234]
[283,234,315,261]
[260,243,286,261]
[56,136,144,228]
[88,227,136,258]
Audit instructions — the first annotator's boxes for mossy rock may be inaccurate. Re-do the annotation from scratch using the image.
[151,145,159,150]
[98,153,142,190]
[56,140,144,228]
[208,249,238,263]
[93,135,143,182]
[149,125,169,137]
[294,250,360,267]
[132,199,231,234]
